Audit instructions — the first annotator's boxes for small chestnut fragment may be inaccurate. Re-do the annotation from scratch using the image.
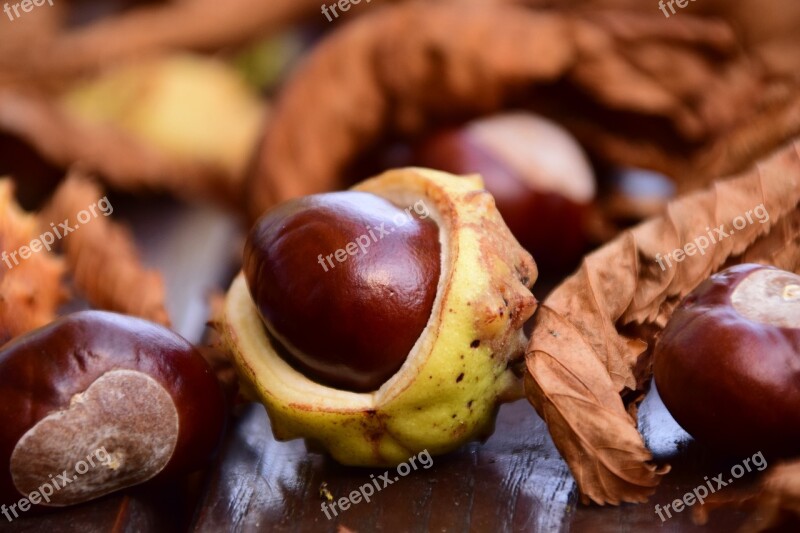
[244,191,440,392]
[654,264,800,455]
[0,311,226,508]
[413,112,596,272]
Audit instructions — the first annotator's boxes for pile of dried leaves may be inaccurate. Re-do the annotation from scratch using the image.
[248,0,800,218]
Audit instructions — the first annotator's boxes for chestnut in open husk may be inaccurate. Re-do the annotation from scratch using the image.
[224,168,537,466]
[654,264,800,455]
[0,311,226,509]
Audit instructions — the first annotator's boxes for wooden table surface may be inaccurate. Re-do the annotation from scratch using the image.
[190,390,758,533]
[0,199,769,533]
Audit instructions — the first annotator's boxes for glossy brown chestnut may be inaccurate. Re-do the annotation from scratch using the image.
[244,191,440,392]
[654,264,800,455]
[0,311,226,510]
[413,112,595,273]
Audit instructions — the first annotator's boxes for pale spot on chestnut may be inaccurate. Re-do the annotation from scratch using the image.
[731,268,800,328]
[0,311,226,508]
[11,369,178,507]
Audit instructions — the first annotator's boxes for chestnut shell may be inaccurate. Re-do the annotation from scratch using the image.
[244,191,441,392]
[653,264,800,455]
[0,311,226,506]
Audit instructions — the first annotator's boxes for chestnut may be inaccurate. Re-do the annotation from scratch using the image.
[0,311,226,510]
[244,191,440,392]
[653,264,800,455]
[225,167,537,467]
[413,112,596,273]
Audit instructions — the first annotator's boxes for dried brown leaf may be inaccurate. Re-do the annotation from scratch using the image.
[0,1,67,91]
[42,171,170,326]
[0,0,323,84]
[560,0,800,78]
[0,89,242,207]
[249,2,578,217]
[525,140,800,505]
[249,1,800,220]
[0,179,67,344]
[524,305,667,505]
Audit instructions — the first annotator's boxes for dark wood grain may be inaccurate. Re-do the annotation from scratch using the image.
[191,386,761,533]
[193,400,576,533]
[0,485,192,533]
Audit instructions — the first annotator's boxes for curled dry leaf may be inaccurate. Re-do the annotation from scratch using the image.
[551,0,800,76]
[0,0,323,85]
[42,171,170,326]
[0,180,67,344]
[525,140,800,505]
[249,1,574,217]
[526,0,800,183]
[249,0,800,219]
[0,0,67,92]
[0,89,244,208]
